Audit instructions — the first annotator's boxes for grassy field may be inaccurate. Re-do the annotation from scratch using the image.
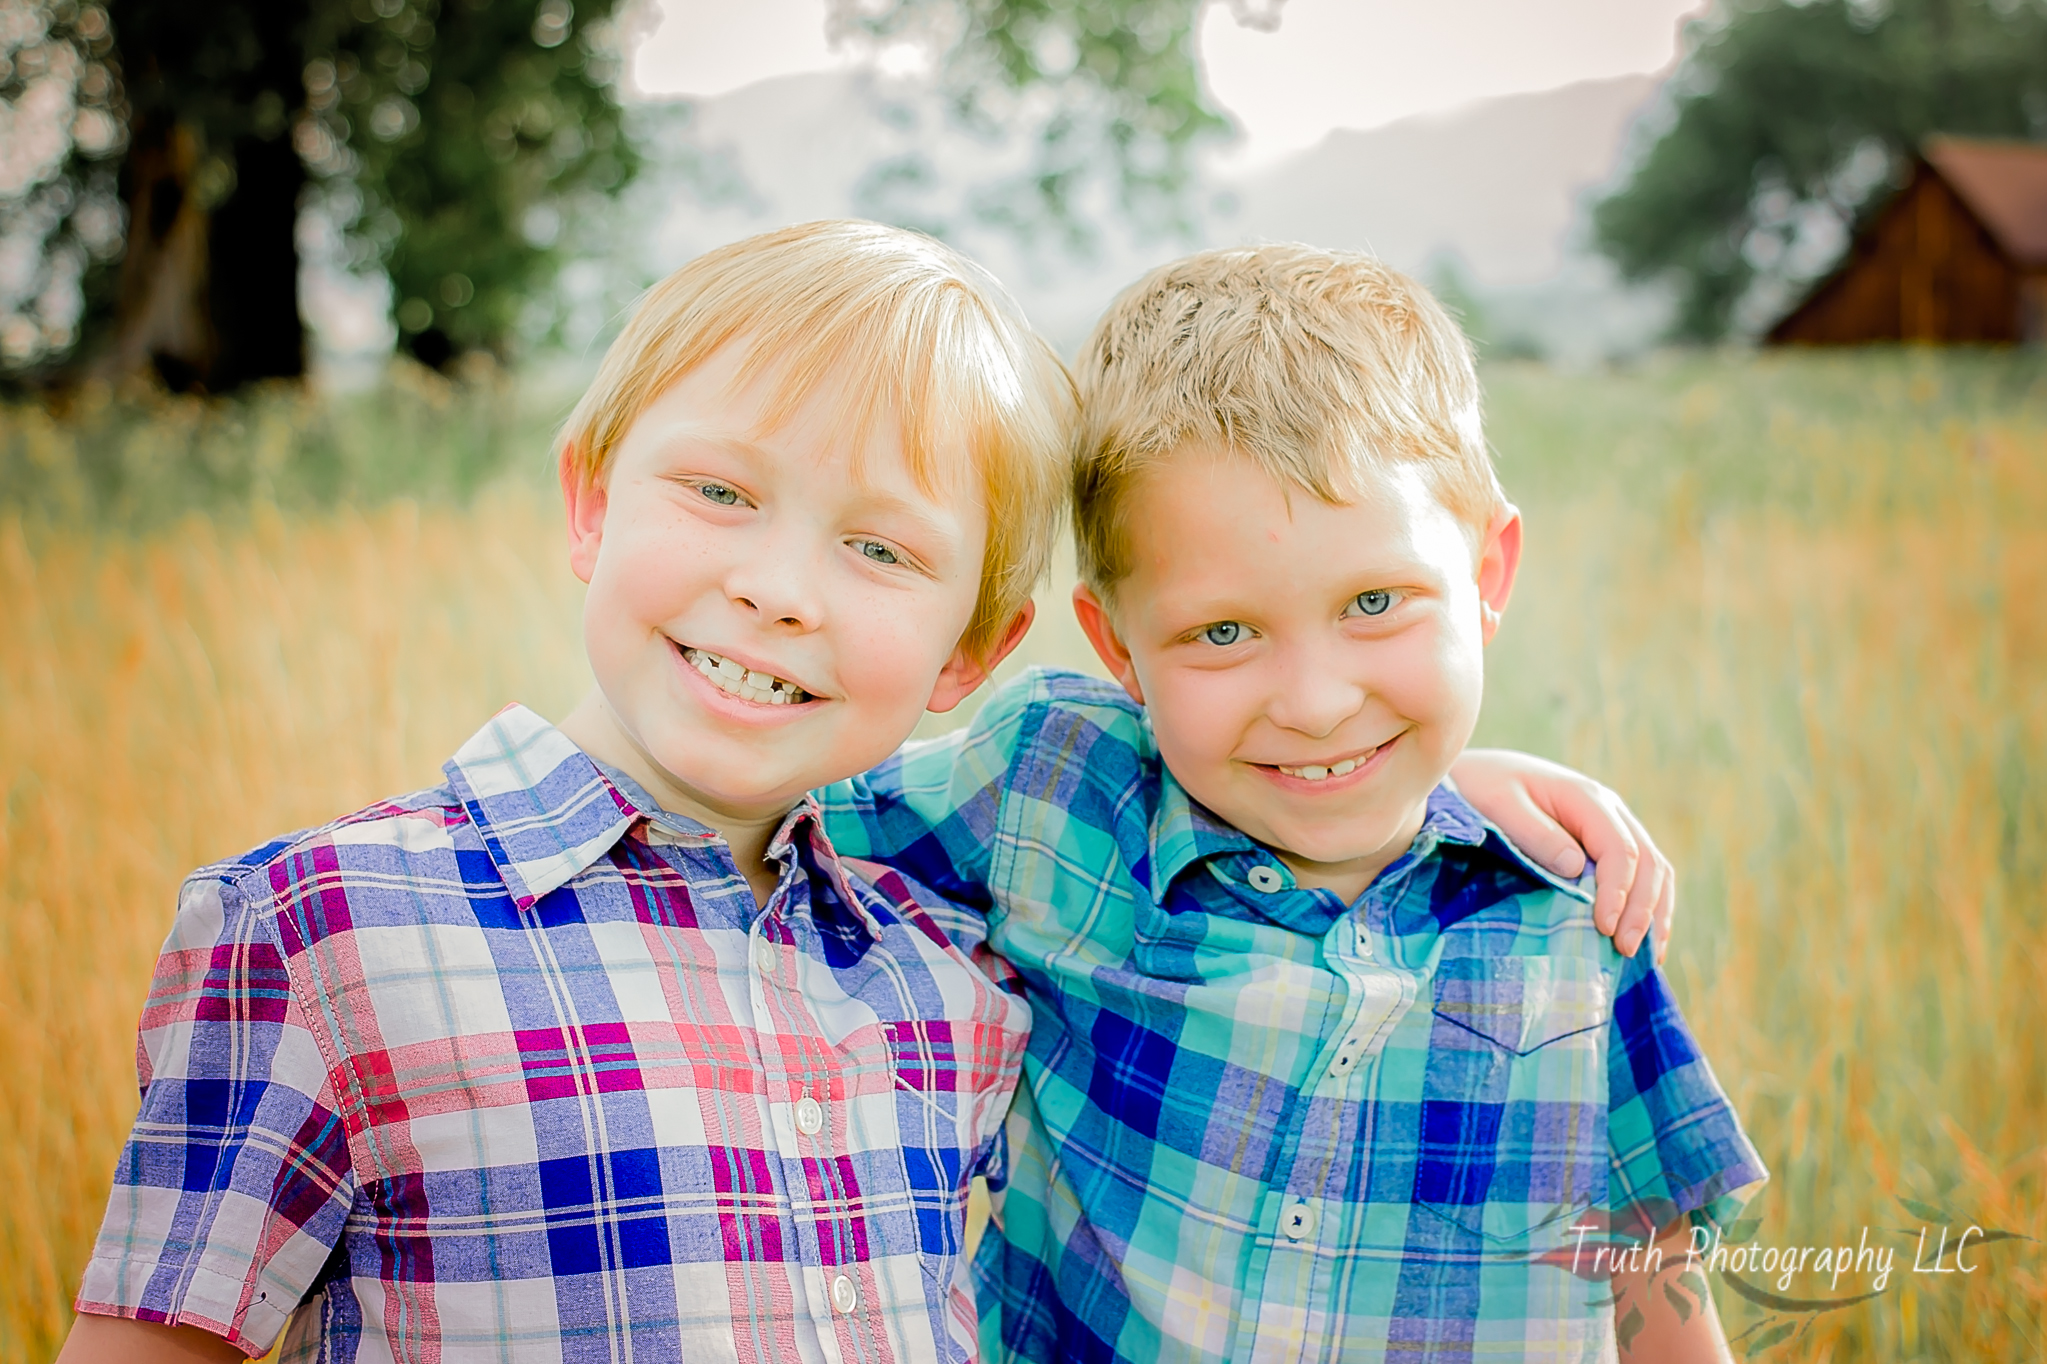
[0,351,2040,1361]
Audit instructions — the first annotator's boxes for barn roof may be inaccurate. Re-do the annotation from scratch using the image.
[1923,136,2046,267]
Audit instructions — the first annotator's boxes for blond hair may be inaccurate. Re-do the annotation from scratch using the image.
[559,220,1075,658]
[1072,243,1501,597]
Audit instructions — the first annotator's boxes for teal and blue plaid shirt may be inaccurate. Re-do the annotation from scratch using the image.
[819,668,1766,1364]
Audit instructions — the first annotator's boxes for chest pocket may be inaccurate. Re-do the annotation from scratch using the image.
[1414,954,1613,1245]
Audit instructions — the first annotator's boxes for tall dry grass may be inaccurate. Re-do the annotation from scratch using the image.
[1477,350,2044,1359]
[0,489,592,1362]
[0,350,2040,1361]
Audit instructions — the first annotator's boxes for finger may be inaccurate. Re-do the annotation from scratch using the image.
[1611,809,1665,957]
[1581,798,1640,938]
[1614,853,1665,958]
[1651,856,1677,965]
[1508,791,1590,880]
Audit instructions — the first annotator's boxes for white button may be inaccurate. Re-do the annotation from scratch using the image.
[1247,865,1285,893]
[795,1095,824,1135]
[830,1273,858,1314]
[1358,932,1373,960]
[1331,1033,1365,1073]
[754,938,776,975]
[1282,1199,1316,1241]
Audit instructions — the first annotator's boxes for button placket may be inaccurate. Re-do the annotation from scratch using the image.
[744,905,853,1343]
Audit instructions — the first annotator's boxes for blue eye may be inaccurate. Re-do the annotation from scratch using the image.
[699,482,741,506]
[857,540,900,566]
[1202,621,1243,646]
[1352,590,1394,617]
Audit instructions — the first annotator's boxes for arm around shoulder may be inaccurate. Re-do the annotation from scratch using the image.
[816,669,1051,896]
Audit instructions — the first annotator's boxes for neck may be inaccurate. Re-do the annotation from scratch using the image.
[1272,800,1429,906]
[556,687,788,906]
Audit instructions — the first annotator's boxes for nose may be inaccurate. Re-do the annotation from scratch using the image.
[1261,638,1368,740]
[723,523,825,632]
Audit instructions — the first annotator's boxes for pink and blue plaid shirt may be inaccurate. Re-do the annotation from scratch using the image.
[78,704,1031,1363]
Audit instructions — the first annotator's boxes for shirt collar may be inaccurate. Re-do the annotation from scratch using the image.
[1427,782,1597,902]
[444,704,845,917]
[1145,772,1591,907]
[1146,767,1263,904]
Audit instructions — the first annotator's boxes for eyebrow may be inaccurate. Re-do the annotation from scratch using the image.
[850,485,962,554]
[657,427,775,465]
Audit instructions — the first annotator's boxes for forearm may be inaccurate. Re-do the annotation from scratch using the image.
[1613,1220,1734,1364]
[58,1312,248,1364]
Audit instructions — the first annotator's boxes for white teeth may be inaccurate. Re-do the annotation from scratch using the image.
[683,648,809,705]
[1280,752,1370,782]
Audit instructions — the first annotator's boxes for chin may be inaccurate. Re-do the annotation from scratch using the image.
[1282,812,1409,864]
[653,732,802,801]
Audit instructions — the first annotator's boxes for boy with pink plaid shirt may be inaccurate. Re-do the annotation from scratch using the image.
[65,222,1672,1364]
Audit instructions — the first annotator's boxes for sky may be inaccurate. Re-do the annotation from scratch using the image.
[631,0,1706,165]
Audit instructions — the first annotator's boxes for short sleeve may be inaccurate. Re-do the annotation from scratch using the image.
[1606,952,1768,1242]
[76,867,358,1357]
[816,671,1042,913]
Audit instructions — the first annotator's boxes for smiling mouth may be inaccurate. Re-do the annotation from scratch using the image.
[1265,739,1391,783]
[682,647,812,705]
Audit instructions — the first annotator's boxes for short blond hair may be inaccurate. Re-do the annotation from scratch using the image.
[559,220,1075,658]
[1072,243,1501,597]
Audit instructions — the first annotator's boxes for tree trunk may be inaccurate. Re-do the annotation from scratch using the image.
[99,0,308,394]
[101,114,212,389]
[205,131,306,389]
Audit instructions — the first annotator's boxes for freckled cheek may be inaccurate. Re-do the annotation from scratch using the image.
[600,518,728,622]
[830,592,958,718]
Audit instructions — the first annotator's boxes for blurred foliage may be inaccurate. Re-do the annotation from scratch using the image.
[302,0,639,363]
[1593,0,2047,341]
[0,0,636,386]
[0,360,570,522]
[827,0,1283,248]
[0,0,126,369]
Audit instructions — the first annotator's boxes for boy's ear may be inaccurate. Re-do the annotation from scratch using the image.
[1477,503,1522,644]
[1071,583,1144,706]
[926,601,1036,714]
[559,443,607,586]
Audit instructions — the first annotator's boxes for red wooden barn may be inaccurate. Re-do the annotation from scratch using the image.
[1767,136,2045,345]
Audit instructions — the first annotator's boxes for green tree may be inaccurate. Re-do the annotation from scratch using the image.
[0,0,634,390]
[0,1,140,373]
[827,0,1283,249]
[1593,0,2046,341]
[304,0,639,367]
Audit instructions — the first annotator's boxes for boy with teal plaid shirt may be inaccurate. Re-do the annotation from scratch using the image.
[821,245,1765,1362]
